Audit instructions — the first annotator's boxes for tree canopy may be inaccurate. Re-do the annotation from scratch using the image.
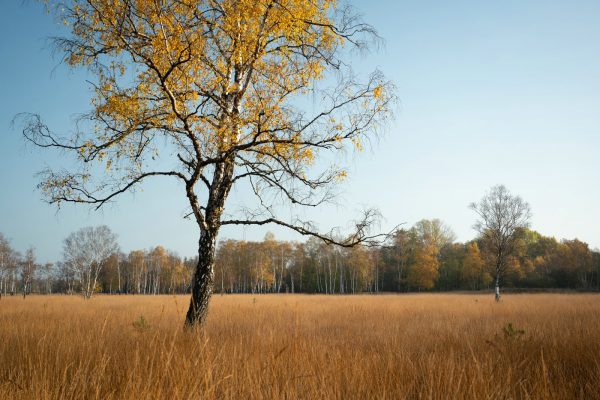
[20,0,396,325]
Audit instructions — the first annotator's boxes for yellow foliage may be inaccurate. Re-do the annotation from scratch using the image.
[53,0,346,168]
[335,170,348,182]
[407,244,440,290]
[373,85,383,100]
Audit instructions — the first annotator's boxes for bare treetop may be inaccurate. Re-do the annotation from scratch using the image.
[63,225,119,298]
[470,185,531,244]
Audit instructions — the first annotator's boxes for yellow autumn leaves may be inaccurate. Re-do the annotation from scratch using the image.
[48,0,390,178]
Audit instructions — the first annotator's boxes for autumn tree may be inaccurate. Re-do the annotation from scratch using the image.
[100,252,123,294]
[128,250,147,294]
[389,229,412,291]
[21,0,395,325]
[551,239,593,289]
[437,243,464,290]
[462,242,490,290]
[62,226,120,298]
[345,244,371,293]
[214,239,240,293]
[470,185,531,301]
[413,219,456,250]
[400,220,452,291]
[406,243,439,290]
[147,246,169,294]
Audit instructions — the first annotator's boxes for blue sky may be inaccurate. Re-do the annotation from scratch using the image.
[1,0,599,262]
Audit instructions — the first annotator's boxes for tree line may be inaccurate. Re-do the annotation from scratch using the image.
[213,222,600,294]
[0,229,196,298]
[1,220,598,298]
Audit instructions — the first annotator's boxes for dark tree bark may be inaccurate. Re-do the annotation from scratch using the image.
[186,232,217,326]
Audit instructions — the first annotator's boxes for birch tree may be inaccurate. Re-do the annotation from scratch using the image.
[20,248,38,298]
[62,226,119,298]
[20,0,396,325]
[470,185,531,301]
[0,234,12,299]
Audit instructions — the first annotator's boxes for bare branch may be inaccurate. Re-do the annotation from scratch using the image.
[222,209,397,248]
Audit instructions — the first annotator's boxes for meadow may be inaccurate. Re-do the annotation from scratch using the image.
[0,293,599,399]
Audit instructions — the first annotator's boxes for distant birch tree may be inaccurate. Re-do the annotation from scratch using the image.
[62,226,119,298]
[0,234,12,299]
[470,185,531,301]
[20,248,38,298]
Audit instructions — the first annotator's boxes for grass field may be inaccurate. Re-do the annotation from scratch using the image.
[0,293,599,399]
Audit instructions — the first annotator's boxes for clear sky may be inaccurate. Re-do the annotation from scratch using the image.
[1,0,599,263]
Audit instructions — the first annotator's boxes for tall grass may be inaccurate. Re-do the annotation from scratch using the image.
[1,294,599,399]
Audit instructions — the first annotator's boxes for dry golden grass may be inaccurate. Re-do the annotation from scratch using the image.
[1,293,599,399]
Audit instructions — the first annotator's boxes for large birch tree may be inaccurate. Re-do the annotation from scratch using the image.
[20,0,395,326]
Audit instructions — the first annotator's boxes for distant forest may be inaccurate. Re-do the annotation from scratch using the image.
[1,219,599,297]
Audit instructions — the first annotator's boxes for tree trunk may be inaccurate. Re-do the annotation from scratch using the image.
[117,261,121,294]
[184,149,234,325]
[495,251,503,302]
[185,232,217,326]
[494,274,501,302]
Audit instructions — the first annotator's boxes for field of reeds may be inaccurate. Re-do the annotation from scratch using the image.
[0,293,599,399]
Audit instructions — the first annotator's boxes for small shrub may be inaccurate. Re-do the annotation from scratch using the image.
[132,315,150,332]
[503,322,525,339]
